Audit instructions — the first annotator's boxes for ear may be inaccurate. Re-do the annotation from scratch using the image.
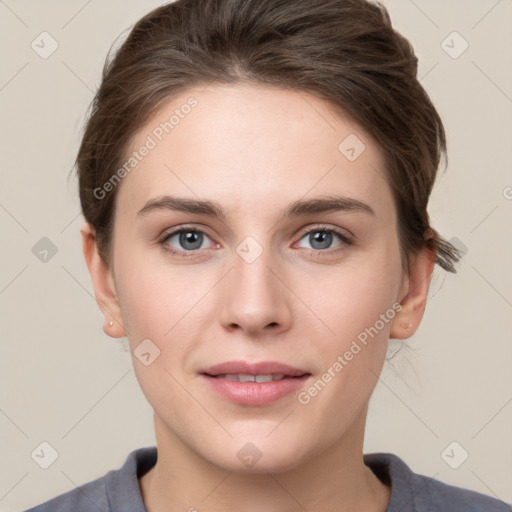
[81,222,126,338]
[390,245,436,340]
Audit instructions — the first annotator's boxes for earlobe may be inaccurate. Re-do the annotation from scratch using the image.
[390,245,436,340]
[80,222,127,338]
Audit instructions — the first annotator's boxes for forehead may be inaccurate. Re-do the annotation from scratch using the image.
[116,83,394,222]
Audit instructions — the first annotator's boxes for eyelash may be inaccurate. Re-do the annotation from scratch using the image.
[158,224,353,258]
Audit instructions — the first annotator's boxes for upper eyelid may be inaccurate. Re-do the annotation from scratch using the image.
[297,224,351,238]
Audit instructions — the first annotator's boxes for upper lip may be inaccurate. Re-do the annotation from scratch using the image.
[201,360,309,377]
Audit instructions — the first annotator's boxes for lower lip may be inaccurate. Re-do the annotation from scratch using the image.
[201,374,310,406]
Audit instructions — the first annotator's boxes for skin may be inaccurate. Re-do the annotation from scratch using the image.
[82,83,435,512]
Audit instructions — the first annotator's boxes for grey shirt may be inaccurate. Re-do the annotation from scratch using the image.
[24,446,510,511]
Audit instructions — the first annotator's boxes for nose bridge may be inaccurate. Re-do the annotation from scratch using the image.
[233,235,278,304]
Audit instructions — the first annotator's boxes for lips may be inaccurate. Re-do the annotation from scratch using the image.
[200,360,311,406]
[201,360,309,378]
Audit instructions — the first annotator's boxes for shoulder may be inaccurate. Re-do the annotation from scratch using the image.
[22,476,109,512]
[410,469,511,512]
[364,452,511,512]
[22,446,157,512]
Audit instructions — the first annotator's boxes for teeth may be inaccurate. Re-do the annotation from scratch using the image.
[223,374,286,382]
[255,375,273,383]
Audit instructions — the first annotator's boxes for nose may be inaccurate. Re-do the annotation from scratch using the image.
[218,244,293,338]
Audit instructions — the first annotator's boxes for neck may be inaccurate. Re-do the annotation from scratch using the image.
[139,410,390,512]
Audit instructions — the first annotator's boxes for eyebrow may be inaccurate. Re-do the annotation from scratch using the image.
[136,194,375,221]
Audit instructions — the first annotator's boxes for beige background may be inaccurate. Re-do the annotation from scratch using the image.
[1,0,511,510]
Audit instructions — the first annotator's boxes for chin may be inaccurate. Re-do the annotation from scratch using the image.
[201,436,312,475]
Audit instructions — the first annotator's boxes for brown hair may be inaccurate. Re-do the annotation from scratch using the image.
[76,0,462,274]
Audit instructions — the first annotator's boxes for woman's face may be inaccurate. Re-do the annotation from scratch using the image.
[101,83,413,472]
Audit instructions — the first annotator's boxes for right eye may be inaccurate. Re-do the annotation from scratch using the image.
[159,227,218,257]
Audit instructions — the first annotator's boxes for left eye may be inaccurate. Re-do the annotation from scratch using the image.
[296,228,351,251]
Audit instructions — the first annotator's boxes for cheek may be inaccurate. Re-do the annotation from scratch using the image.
[304,238,403,392]
[319,250,402,342]
[113,258,205,418]
[114,248,216,351]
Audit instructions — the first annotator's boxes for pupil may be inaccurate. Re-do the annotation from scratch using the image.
[312,231,331,249]
[181,231,202,250]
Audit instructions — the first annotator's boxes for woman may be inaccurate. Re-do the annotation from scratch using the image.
[25,0,510,510]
